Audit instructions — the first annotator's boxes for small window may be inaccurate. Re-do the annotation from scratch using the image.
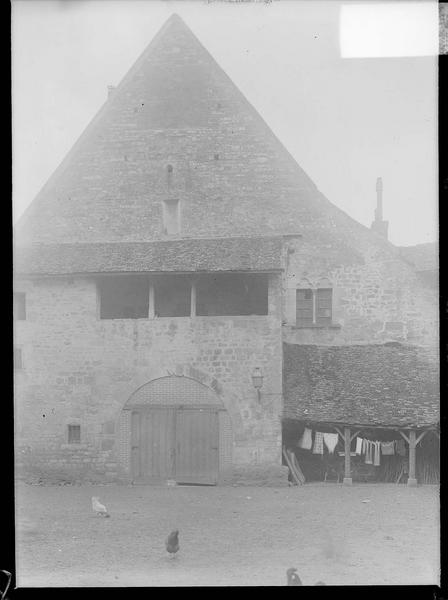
[14,347,23,370]
[14,293,26,320]
[68,425,81,444]
[316,288,332,326]
[162,199,180,235]
[296,289,314,327]
[98,275,149,319]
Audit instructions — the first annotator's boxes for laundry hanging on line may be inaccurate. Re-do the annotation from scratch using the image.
[298,427,313,450]
[381,441,395,455]
[323,433,339,454]
[373,441,381,466]
[363,439,374,464]
[298,428,339,454]
[360,439,380,465]
[312,431,324,454]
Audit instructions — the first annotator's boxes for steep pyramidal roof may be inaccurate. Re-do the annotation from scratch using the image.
[15,14,407,267]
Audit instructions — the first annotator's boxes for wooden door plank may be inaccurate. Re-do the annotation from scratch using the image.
[131,411,140,480]
[139,408,176,482]
[175,408,218,484]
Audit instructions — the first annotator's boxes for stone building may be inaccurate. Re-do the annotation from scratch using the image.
[14,15,438,485]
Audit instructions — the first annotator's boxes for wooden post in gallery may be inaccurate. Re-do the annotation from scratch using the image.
[407,430,418,486]
[399,429,424,487]
[343,426,352,485]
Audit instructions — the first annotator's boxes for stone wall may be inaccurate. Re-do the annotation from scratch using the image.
[14,273,283,482]
[282,237,438,347]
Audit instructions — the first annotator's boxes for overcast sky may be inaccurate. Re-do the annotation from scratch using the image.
[12,0,438,247]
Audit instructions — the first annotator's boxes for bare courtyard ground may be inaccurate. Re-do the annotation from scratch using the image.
[15,481,439,587]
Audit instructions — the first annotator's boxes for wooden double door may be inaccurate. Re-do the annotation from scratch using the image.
[131,406,219,485]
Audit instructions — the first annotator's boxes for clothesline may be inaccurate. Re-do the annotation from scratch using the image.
[293,420,438,433]
[298,428,407,465]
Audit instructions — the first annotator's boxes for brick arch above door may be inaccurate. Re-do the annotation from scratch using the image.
[125,375,224,408]
[118,363,244,431]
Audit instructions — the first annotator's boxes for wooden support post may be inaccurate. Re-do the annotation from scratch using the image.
[148,282,155,318]
[312,289,317,325]
[408,430,417,486]
[343,426,352,485]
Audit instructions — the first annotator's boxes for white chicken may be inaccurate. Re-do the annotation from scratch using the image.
[91,496,110,517]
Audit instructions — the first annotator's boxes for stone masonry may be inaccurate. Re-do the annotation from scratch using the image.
[14,274,283,483]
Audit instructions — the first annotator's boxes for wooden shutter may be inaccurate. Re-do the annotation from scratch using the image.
[296,289,314,327]
[285,287,297,324]
[316,288,332,326]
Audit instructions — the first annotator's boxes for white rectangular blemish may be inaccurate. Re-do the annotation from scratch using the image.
[340,2,439,58]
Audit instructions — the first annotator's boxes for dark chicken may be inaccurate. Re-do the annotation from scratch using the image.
[286,568,302,586]
[166,530,179,558]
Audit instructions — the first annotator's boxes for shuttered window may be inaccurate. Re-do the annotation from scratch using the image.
[296,289,313,327]
[296,288,333,327]
[316,288,332,326]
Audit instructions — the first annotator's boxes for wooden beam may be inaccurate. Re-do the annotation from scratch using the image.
[416,430,428,446]
[407,430,417,486]
[282,447,301,485]
[334,426,344,439]
[343,427,352,485]
[350,430,361,443]
[399,430,410,445]
[287,450,306,484]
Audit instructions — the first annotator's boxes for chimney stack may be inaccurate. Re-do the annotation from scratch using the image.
[375,177,383,221]
[107,85,116,99]
[371,177,388,240]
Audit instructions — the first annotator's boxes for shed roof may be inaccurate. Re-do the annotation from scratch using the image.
[283,342,439,428]
[14,236,283,276]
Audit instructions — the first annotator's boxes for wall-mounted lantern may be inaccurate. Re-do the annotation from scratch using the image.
[251,367,264,402]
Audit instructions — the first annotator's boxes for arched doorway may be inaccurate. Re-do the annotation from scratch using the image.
[124,376,226,484]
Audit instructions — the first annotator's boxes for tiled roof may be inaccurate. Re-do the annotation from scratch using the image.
[283,343,439,428]
[14,236,283,275]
